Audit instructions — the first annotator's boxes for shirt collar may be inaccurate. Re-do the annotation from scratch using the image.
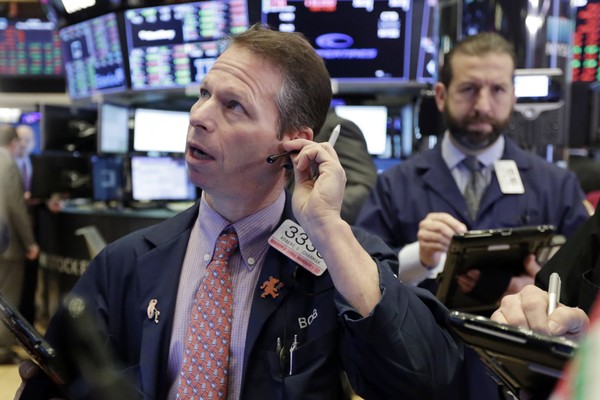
[196,191,286,271]
[441,131,505,170]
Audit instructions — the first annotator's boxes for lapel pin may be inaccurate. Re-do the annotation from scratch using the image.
[260,276,284,299]
[147,299,160,323]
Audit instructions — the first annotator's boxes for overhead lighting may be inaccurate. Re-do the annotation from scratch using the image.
[61,0,96,14]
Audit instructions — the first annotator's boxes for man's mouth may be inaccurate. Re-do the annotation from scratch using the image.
[189,145,213,160]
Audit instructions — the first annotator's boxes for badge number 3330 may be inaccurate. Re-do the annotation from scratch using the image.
[268,219,327,276]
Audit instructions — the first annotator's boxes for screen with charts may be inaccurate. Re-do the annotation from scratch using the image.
[0,18,63,76]
[123,0,249,91]
[59,12,128,100]
[334,105,388,155]
[130,155,196,202]
[261,0,437,83]
[133,108,189,153]
[572,0,600,82]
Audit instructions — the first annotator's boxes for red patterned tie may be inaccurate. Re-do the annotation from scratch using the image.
[178,228,239,400]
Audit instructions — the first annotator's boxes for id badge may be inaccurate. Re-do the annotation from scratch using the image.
[268,219,327,276]
[494,160,525,194]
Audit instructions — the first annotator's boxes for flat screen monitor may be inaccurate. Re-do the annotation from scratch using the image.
[514,72,562,104]
[133,108,189,153]
[59,12,128,100]
[334,105,388,155]
[123,0,249,91]
[130,155,196,202]
[0,17,65,92]
[40,104,98,153]
[30,153,92,199]
[572,0,600,82]
[91,154,125,202]
[262,0,412,82]
[98,103,130,154]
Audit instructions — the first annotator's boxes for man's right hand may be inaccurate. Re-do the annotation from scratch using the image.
[490,285,589,340]
[417,212,467,268]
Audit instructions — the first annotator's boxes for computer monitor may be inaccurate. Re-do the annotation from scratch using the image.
[129,155,196,202]
[572,0,600,82]
[513,70,562,104]
[40,104,98,153]
[133,108,189,153]
[123,0,249,91]
[98,103,130,154]
[262,0,419,83]
[334,105,388,156]
[30,153,92,199]
[0,17,65,92]
[59,12,128,100]
[91,155,125,202]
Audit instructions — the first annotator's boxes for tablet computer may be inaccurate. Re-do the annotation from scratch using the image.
[0,291,70,386]
[436,225,560,314]
[447,310,577,399]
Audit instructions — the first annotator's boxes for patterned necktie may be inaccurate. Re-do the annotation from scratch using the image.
[178,228,239,400]
[462,155,486,220]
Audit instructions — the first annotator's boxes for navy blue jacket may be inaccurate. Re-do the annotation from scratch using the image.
[25,196,463,400]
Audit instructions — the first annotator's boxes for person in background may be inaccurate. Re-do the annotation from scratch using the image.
[14,124,35,198]
[356,31,588,300]
[0,124,39,364]
[355,31,590,400]
[16,24,462,399]
[311,109,377,224]
[12,124,40,325]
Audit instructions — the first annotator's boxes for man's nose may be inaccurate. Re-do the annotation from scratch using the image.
[474,88,493,114]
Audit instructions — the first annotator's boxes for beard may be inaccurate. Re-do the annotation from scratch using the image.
[444,109,510,151]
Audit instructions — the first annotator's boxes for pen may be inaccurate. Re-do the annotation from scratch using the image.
[328,123,341,147]
[547,272,561,315]
[289,334,298,376]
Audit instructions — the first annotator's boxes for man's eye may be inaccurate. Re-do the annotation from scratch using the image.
[199,88,210,98]
[227,101,244,112]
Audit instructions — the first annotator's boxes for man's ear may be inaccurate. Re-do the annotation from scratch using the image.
[286,127,313,141]
[434,82,447,113]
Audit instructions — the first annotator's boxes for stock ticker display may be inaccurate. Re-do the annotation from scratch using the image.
[124,0,249,91]
[573,0,600,82]
[0,18,63,76]
[59,12,128,99]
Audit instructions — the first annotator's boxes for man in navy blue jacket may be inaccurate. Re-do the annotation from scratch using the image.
[357,32,588,299]
[18,25,463,400]
[356,32,589,400]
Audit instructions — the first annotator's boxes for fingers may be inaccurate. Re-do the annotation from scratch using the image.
[492,285,548,332]
[491,285,589,339]
[523,254,541,277]
[548,306,589,339]
[457,269,480,293]
[417,213,467,267]
[18,360,40,380]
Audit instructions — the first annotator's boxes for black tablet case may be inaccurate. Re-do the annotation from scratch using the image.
[448,310,577,399]
[436,225,559,314]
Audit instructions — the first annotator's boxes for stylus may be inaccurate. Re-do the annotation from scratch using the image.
[328,124,341,147]
[547,272,561,315]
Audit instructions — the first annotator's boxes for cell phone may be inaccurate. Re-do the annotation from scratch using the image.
[447,310,578,398]
[0,291,70,386]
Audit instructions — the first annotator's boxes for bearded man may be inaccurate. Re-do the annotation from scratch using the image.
[357,32,588,299]
[356,31,590,400]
